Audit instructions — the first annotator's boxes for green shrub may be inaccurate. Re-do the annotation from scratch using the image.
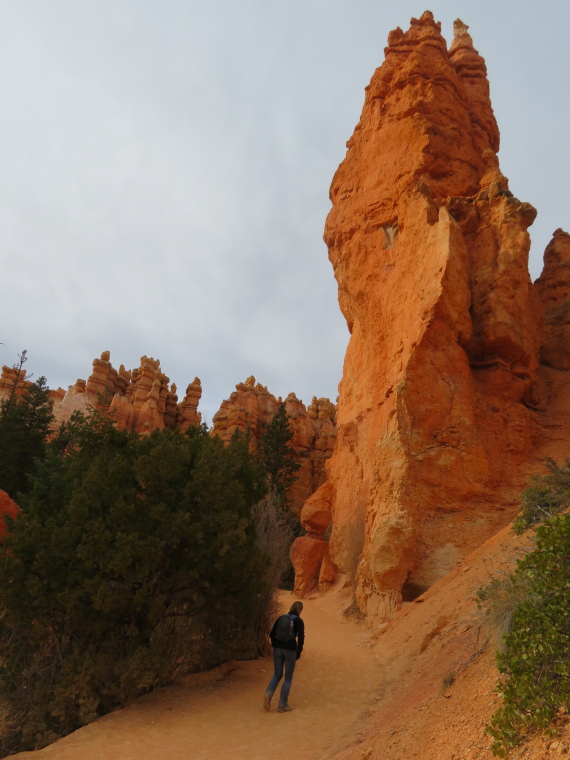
[260,402,300,509]
[0,415,268,754]
[514,458,570,534]
[486,514,570,756]
[250,493,295,654]
[0,371,53,499]
[476,573,532,653]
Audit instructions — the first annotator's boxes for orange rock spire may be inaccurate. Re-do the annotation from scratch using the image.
[314,12,569,622]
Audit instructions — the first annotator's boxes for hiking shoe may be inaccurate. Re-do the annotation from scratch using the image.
[277,705,292,713]
[263,694,271,712]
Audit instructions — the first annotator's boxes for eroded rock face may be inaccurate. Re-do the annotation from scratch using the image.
[319,12,566,623]
[290,535,329,597]
[291,481,335,595]
[52,352,202,434]
[177,378,202,432]
[300,481,333,538]
[0,366,31,402]
[535,229,570,370]
[212,377,336,514]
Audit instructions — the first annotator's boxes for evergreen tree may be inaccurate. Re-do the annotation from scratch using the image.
[0,353,53,498]
[486,514,570,756]
[0,418,267,754]
[260,403,300,507]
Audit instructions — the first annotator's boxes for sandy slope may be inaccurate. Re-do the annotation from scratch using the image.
[326,524,570,760]
[12,593,381,760]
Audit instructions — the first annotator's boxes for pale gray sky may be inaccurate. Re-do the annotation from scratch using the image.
[0,1,568,420]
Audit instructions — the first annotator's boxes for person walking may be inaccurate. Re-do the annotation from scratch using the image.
[263,601,304,713]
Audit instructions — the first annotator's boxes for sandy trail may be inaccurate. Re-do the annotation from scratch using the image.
[14,593,380,760]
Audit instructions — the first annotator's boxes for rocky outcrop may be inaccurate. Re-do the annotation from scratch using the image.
[0,366,31,403]
[535,229,570,370]
[299,481,334,538]
[212,377,336,514]
[177,378,202,432]
[52,352,202,434]
[291,482,336,595]
[290,535,329,597]
[108,356,180,433]
[316,12,570,624]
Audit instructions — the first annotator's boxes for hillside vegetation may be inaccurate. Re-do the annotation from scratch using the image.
[0,370,298,756]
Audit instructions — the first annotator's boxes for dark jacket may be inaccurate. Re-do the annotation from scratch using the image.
[270,614,304,655]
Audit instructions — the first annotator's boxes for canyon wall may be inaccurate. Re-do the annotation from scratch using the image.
[299,12,570,622]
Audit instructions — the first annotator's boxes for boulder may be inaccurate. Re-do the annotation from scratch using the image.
[300,481,333,537]
[290,535,329,597]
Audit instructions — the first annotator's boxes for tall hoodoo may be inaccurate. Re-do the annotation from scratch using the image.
[321,12,553,622]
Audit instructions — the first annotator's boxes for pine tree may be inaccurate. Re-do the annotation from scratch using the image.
[260,403,300,508]
[0,418,267,754]
[0,352,53,498]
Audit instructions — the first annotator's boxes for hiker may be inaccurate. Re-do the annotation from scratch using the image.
[263,600,304,713]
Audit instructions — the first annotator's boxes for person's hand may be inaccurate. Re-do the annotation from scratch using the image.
[296,652,301,660]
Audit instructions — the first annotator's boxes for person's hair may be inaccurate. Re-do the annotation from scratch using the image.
[289,601,303,616]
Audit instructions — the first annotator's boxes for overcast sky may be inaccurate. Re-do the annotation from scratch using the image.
[0,1,568,422]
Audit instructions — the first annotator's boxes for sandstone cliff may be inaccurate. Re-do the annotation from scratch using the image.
[298,12,570,622]
[212,376,336,514]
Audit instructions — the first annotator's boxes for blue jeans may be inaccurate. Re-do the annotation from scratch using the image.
[265,648,297,707]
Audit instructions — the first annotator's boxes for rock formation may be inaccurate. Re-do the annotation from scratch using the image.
[177,378,203,432]
[0,365,31,403]
[52,352,202,434]
[302,12,570,623]
[212,377,336,514]
[291,481,337,595]
[535,229,570,370]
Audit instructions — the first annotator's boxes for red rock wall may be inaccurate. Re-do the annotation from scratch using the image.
[212,376,336,514]
[318,12,570,623]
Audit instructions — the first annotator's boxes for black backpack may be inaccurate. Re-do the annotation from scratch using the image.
[274,613,296,642]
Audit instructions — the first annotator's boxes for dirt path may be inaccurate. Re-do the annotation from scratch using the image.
[14,593,380,760]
